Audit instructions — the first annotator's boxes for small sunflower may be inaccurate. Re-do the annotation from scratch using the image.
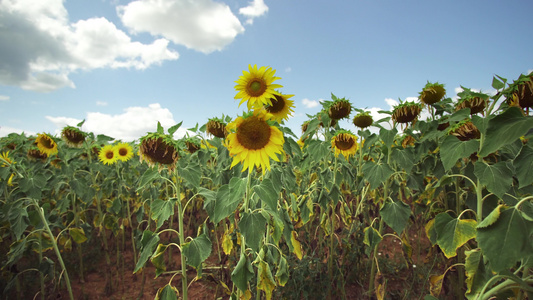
[115,142,134,162]
[419,82,446,105]
[331,130,358,159]
[264,93,295,123]
[35,133,58,156]
[99,145,118,165]
[327,96,352,120]
[139,133,179,170]
[28,148,48,161]
[301,121,310,134]
[391,100,422,125]
[401,135,416,148]
[184,138,201,154]
[448,119,480,141]
[206,117,227,138]
[352,111,373,129]
[61,126,86,147]
[234,64,283,110]
[225,110,285,174]
[1,151,14,167]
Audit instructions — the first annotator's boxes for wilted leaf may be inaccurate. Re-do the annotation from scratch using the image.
[364,226,383,255]
[134,230,160,273]
[290,231,303,260]
[257,260,276,300]
[69,228,87,244]
[465,249,491,300]
[150,243,168,277]
[275,256,289,287]
[434,213,477,258]
[231,252,253,292]
[429,274,445,297]
[155,284,178,300]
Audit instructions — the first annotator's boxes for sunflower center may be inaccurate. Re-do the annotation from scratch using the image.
[335,135,355,151]
[106,151,114,159]
[266,95,284,113]
[237,116,272,150]
[247,79,267,97]
[41,136,54,149]
[119,148,128,156]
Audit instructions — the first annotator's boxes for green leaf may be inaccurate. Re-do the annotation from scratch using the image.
[465,249,491,300]
[155,284,178,300]
[513,144,533,188]
[476,206,533,273]
[439,135,479,171]
[479,107,533,157]
[257,260,276,300]
[434,213,477,259]
[380,200,411,235]
[157,121,164,134]
[239,212,267,252]
[363,226,382,256]
[254,178,280,211]
[39,257,55,279]
[150,198,175,230]
[491,75,505,90]
[137,167,160,191]
[180,161,202,187]
[182,234,212,270]
[474,161,513,198]
[168,121,183,136]
[211,177,246,224]
[379,128,398,148]
[76,119,86,127]
[231,252,254,292]
[134,230,160,273]
[6,239,27,267]
[69,228,87,244]
[275,256,289,287]
[362,161,394,190]
[9,206,29,241]
[150,244,168,277]
[391,147,416,173]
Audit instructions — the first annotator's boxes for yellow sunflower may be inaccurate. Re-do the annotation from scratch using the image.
[1,151,14,167]
[114,142,134,162]
[264,93,295,123]
[331,131,358,159]
[235,64,283,110]
[225,110,285,174]
[99,145,118,165]
[35,133,58,156]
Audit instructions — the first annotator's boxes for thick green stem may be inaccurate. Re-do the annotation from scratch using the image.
[39,231,45,300]
[32,199,74,300]
[175,169,188,300]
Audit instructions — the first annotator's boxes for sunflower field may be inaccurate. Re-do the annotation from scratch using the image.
[1,66,533,300]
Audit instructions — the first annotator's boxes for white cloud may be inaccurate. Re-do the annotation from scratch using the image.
[0,126,35,137]
[0,0,179,92]
[239,0,268,24]
[117,0,245,54]
[96,101,108,106]
[302,98,319,108]
[46,103,190,141]
[0,95,9,101]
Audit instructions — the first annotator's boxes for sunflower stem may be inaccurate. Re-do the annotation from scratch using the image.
[174,168,188,300]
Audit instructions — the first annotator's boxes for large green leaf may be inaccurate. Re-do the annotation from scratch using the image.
[513,144,533,188]
[434,213,477,259]
[254,178,280,211]
[379,128,398,148]
[155,284,178,300]
[211,177,246,224]
[380,200,411,234]
[479,107,533,157]
[239,212,267,252]
[179,160,202,187]
[391,147,416,173]
[134,230,160,273]
[231,252,254,292]
[9,206,29,241]
[181,234,212,270]
[474,161,513,198]
[476,205,533,273]
[137,167,160,191]
[439,135,479,171]
[150,198,176,230]
[465,249,491,300]
[362,161,394,190]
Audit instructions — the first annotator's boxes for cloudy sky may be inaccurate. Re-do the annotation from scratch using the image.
[1,0,532,141]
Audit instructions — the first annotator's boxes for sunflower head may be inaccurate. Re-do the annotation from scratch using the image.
[352,111,373,128]
[264,93,295,123]
[505,73,533,113]
[455,88,489,115]
[35,133,58,156]
[51,158,62,169]
[61,126,86,147]
[113,142,134,162]
[391,100,422,125]
[326,96,352,120]
[99,145,118,165]
[331,130,358,159]
[206,117,228,138]
[184,137,201,154]
[448,119,480,141]
[401,135,416,148]
[419,82,446,105]
[301,121,310,134]
[139,133,180,170]
[234,64,283,110]
[28,148,48,161]
[225,110,285,174]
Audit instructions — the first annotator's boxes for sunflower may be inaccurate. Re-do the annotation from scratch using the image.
[391,101,422,125]
[28,148,48,161]
[184,138,201,154]
[114,142,134,162]
[235,64,283,110]
[61,126,86,147]
[327,97,352,120]
[455,88,489,115]
[35,133,58,156]
[352,111,373,129]
[264,93,295,123]
[139,133,179,170]
[505,73,533,114]
[331,130,358,159]
[206,117,227,138]
[99,145,118,165]
[448,119,480,141]
[0,151,14,167]
[419,82,446,105]
[225,110,285,174]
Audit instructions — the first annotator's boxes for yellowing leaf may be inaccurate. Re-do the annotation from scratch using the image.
[69,228,87,244]
[257,261,276,300]
[222,230,233,256]
[429,274,445,297]
[290,231,303,260]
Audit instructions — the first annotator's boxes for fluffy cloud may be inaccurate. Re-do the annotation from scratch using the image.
[117,0,245,53]
[239,0,268,24]
[0,126,34,137]
[46,103,190,141]
[0,0,178,92]
[302,98,320,108]
[0,95,9,101]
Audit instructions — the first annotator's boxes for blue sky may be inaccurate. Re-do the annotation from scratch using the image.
[1,0,532,141]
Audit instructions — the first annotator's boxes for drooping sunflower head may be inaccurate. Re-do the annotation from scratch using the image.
[326,96,352,120]
[98,144,118,165]
[27,147,48,161]
[35,133,58,156]
[264,93,295,123]
[61,126,86,148]
[331,130,358,159]
[448,119,480,141]
[234,64,283,110]
[505,72,533,114]
[391,100,423,125]
[206,117,228,138]
[419,82,446,105]
[139,133,180,170]
[114,142,134,162]
[352,111,373,128]
[455,88,489,115]
[225,110,285,174]
[183,137,201,154]
[401,135,416,148]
